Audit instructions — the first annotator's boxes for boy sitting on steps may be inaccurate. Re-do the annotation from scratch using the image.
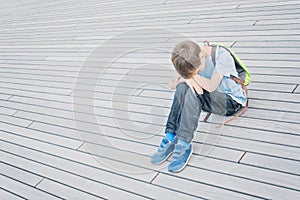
[151,40,247,172]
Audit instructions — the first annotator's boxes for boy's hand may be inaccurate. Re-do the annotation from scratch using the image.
[169,76,185,90]
[185,78,203,94]
[169,75,203,94]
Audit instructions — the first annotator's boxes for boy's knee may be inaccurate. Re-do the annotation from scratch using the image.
[176,82,199,101]
[174,82,190,103]
[176,82,189,92]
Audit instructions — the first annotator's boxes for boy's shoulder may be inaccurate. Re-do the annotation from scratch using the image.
[217,46,234,60]
[216,47,235,67]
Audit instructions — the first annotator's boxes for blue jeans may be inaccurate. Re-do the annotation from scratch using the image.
[165,83,241,143]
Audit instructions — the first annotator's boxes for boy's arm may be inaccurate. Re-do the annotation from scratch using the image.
[191,70,223,92]
[185,78,203,94]
[169,69,222,94]
[169,75,204,94]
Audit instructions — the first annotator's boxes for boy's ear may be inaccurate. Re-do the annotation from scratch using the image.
[193,67,202,75]
[198,63,206,72]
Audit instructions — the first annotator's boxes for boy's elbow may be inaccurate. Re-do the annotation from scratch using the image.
[206,88,213,93]
[207,85,218,92]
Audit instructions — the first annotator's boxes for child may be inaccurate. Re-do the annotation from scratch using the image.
[151,40,247,172]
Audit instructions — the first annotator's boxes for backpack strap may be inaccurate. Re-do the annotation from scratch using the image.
[204,40,218,66]
[211,45,217,66]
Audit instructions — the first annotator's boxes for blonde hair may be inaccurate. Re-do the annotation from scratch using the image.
[171,40,201,79]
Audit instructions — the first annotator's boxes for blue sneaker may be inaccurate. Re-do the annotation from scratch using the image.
[151,138,175,165]
[168,139,193,172]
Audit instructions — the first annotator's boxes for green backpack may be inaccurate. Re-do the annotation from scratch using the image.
[209,43,251,86]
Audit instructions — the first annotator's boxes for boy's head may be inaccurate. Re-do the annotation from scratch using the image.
[171,40,202,79]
